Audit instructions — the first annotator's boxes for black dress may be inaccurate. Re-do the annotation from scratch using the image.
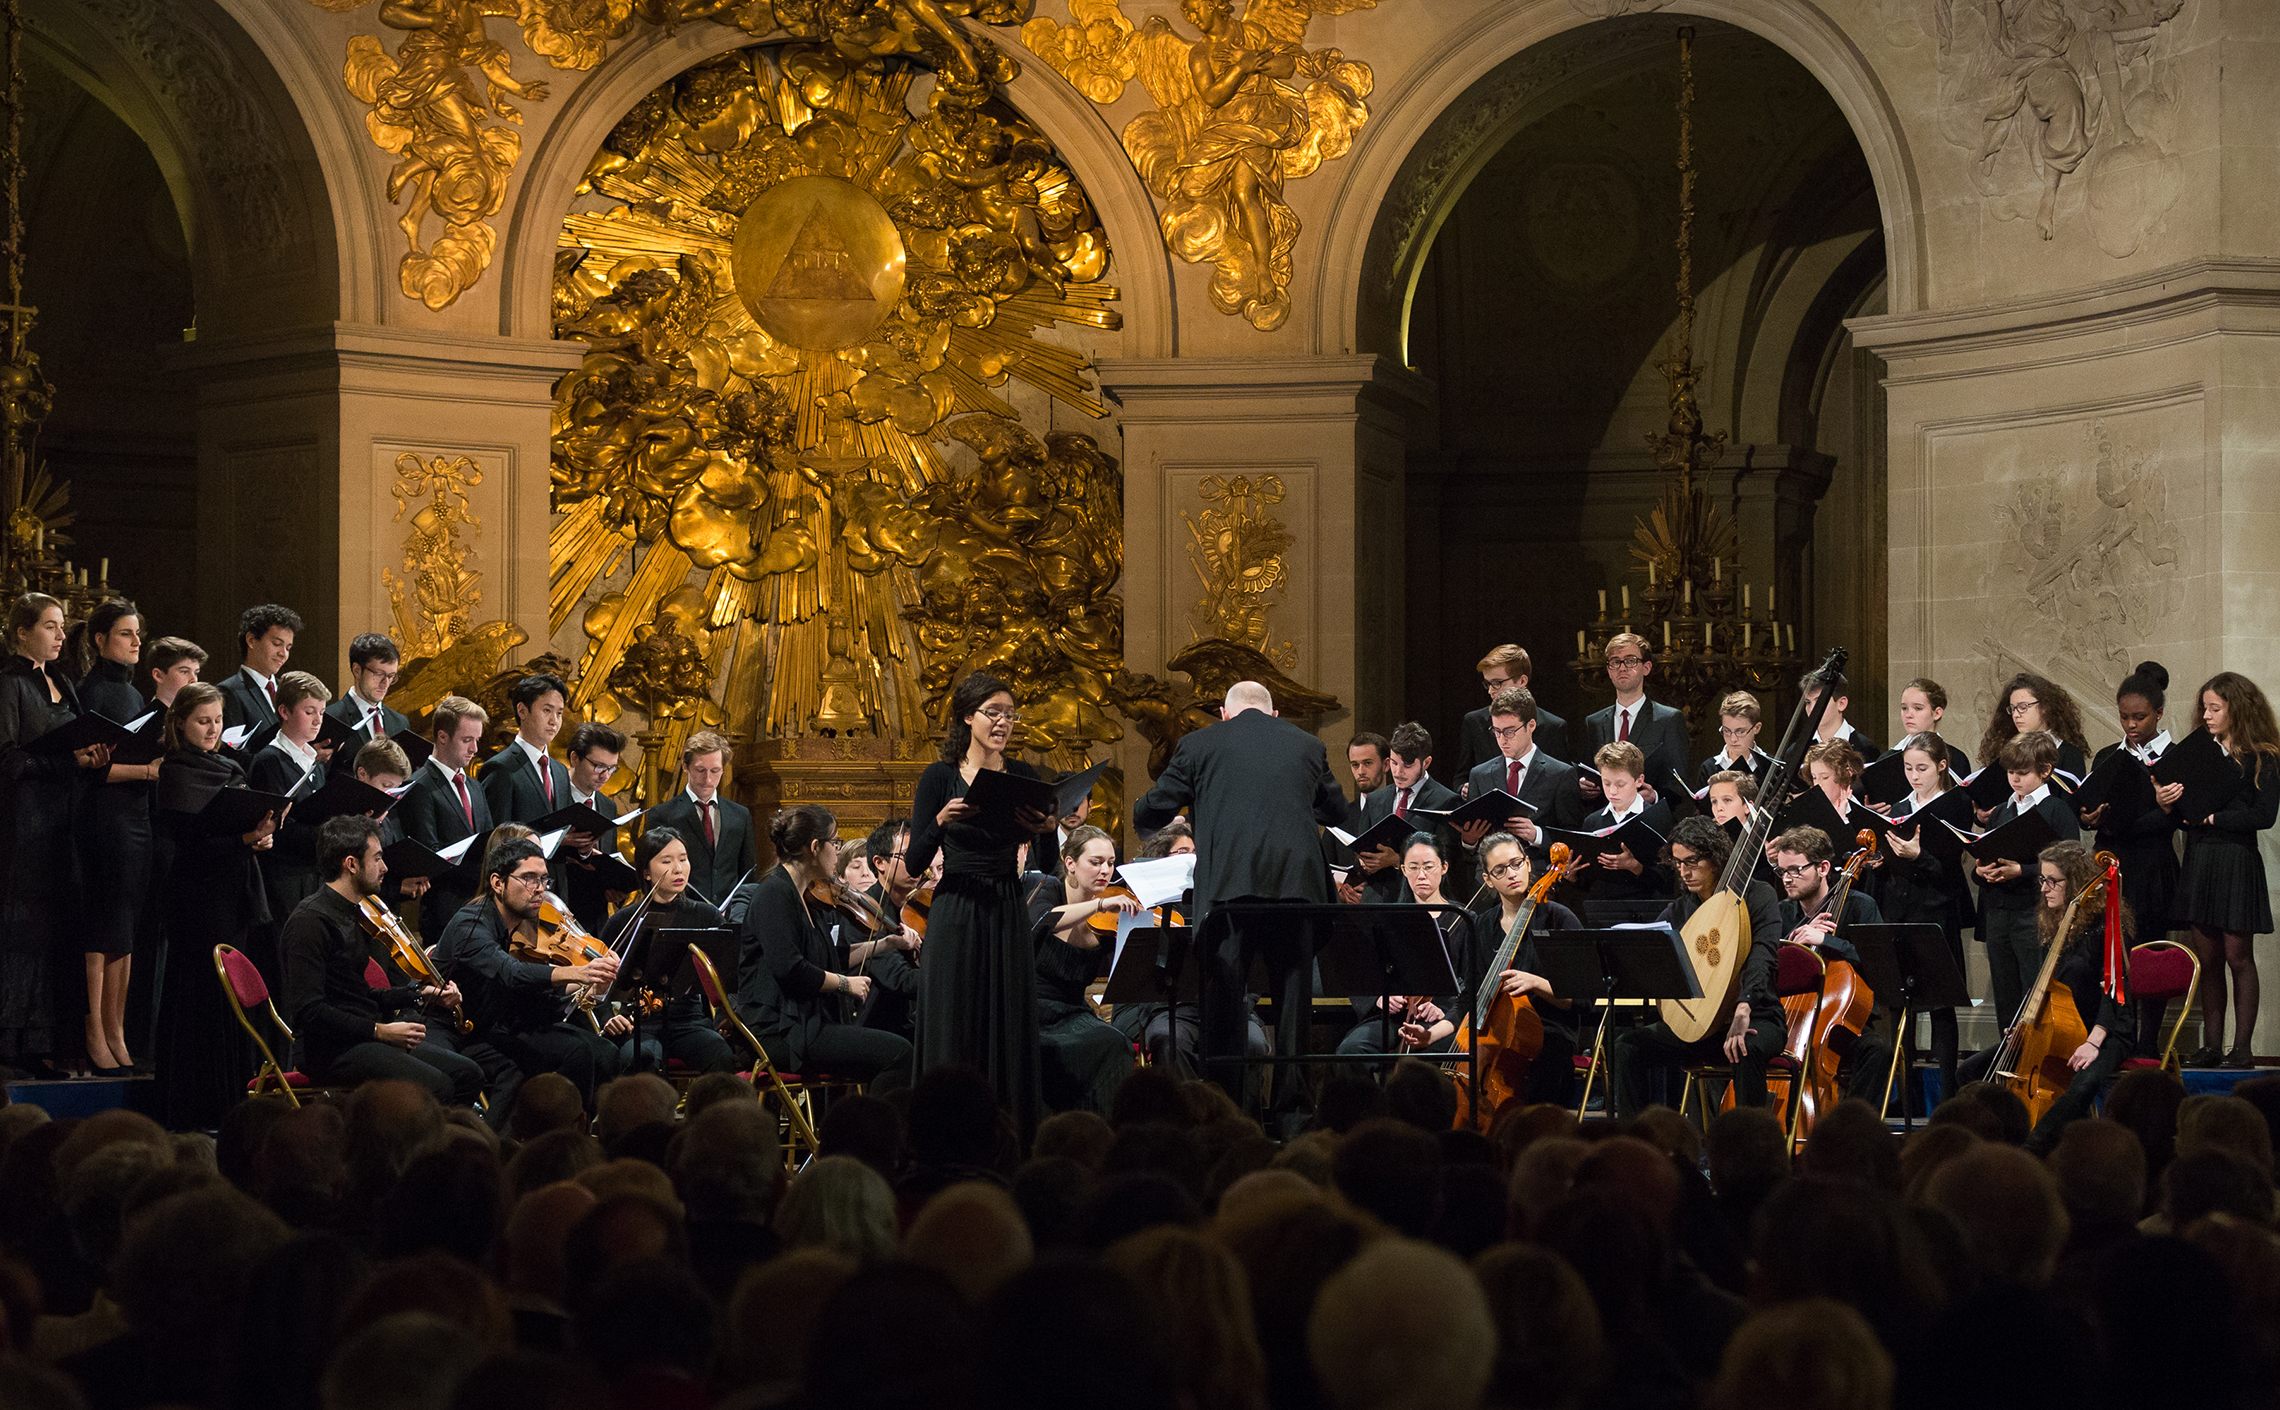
[0,654,87,1063]
[76,658,154,961]
[2087,741,2182,939]
[2176,749,2279,934]
[907,758,1044,1134]
[152,745,271,1130]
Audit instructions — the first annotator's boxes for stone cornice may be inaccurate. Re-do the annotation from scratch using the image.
[1847,258,2280,365]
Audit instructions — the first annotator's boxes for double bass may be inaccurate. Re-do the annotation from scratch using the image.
[1993,852,2116,1126]
[1450,843,1585,1131]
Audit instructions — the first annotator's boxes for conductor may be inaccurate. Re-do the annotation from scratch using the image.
[1133,680,1350,1108]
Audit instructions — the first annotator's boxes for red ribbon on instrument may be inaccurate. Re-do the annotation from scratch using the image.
[2102,856,2129,1004]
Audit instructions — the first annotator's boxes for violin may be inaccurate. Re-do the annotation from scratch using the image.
[507,891,617,1014]
[810,874,890,932]
[900,885,934,941]
[1994,852,2115,1125]
[354,895,471,1034]
[1451,843,1585,1131]
[1083,882,1186,934]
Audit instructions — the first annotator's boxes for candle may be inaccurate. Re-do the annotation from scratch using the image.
[1744,622,1752,649]
[1597,590,1607,614]
[1744,584,1751,612]
[1648,561,1657,586]
[1713,556,1721,582]
[1663,621,1671,649]
[1621,586,1630,612]
[1683,580,1691,608]
[62,560,70,581]
[78,569,87,588]
[1704,623,1712,650]
[98,558,107,583]
[1787,624,1796,652]
[1577,629,1586,655]
[1768,583,1776,615]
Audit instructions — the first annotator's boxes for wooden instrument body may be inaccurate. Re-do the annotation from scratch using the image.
[900,885,934,940]
[1792,832,1880,1137]
[1451,996,1544,1130]
[356,895,471,1034]
[1663,889,1749,1043]
[2009,978,2089,1127]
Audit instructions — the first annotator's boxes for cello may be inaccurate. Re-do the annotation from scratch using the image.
[1794,829,1880,1141]
[1450,843,1586,1131]
[1993,852,2116,1126]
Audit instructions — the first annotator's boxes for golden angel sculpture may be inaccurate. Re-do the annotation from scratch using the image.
[1117,0,1376,331]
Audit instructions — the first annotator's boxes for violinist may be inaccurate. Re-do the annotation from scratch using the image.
[596,827,739,1075]
[1371,833,1583,1105]
[850,818,924,1039]
[435,838,623,1110]
[278,815,484,1105]
[1027,824,1139,1113]
[1336,833,1462,1059]
[1609,816,1787,1121]
[735,804,913,1092]
[1958,841,2135,1154]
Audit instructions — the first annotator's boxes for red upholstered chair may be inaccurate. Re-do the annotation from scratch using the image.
[2121,940,2200,1074]
[688,945,835,1169]
[364,958,390,991]
[213,944,314,1108]
[1682,943,1827,1141]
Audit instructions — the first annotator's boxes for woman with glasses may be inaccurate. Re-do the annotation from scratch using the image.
[1975,672,2091,783]
[1335,833,1466,1058]
[906,672,1053,1133]
[735,804,913,1090]
[599,826,740,1076]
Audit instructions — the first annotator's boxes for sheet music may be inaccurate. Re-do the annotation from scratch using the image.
[438,834,480,863]
[1116,852,1196,909]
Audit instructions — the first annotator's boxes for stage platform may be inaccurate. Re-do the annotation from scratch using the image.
[5,1073,156,1120]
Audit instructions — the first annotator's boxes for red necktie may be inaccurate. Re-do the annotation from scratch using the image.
[1617,707,1631,743]
[366,706,381,738]
[700,799,716,848]
[1394,788,1410,821]
[1507,758,1523,795]
[539,754,555,805]
[264,678,278,714]
[454,773,473,829]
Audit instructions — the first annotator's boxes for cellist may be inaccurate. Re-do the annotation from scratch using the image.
[1959,840,2136,1154]
[1769,824,1889,1098]
[1382,831,1582,1106]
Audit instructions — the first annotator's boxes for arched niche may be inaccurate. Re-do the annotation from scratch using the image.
[1317,0,1925,361]
[495,23,1174,358]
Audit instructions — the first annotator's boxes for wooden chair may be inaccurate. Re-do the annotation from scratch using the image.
[1681,944,1827,1143]
[687,945,830,1170]
[2120,940,2200,1075]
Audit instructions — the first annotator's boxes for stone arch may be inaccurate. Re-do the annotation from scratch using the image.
[28,0,344,338]
[1314,0,1925,359]
[496,24,1175,358]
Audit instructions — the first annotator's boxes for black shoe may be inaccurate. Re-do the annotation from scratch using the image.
[2227,1045,2257,1068]
[2186,1045,2225,1069]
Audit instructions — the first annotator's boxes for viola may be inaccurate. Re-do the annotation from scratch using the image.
[355,894,471,1034]
[1994,853,2115,1126]
[811,874,890,932]
[1450,843,1585,1131]
[506,891,618,1016]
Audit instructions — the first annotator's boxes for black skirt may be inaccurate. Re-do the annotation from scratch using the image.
[916,871,1042,1137]
[2177,834,2272,934]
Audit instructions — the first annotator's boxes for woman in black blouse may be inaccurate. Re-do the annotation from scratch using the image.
[905,672,1052,1134]
[73,600,161,1072]
[0,593,112,1075]
[152,681,279,1129]
[2173,672,2280,1067]
[599,826,738,1075]
[734,804,911,1089]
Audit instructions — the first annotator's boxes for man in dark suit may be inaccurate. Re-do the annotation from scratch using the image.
[1134,680,1350,1108]
[1803,669,1882,763]
[1450,644,1570,783]
[1581,632,1691,807]
[217,603,302,732]
[1328,731,1389,903]
[1351,721,1459,903]
[327,633,410,748]
[646,729,757,908]
[560,721,633,931]
[1697,689,1776,786]
[396,695,496,944]
[479,672,576,828]
[1457,687,1582,870]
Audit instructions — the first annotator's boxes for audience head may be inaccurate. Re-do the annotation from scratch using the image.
[1705,1298,1893,1410]
[1103,1226,1266,1410]
[674,1100,782,1223]
[1926,1143,2068,1286]
[817,1093,903,1179]
[909,1063,1008,1172]
[904,1181,1034,1304]
[2179,1093,2274,1176]
[1333,1119,1443,1238]
[775,1155,897,1260]
[321,1311,486,1410]
[1034,1109,1115,1171]
[509,1073,587,1141]
[1472,1243,1603,1410]
[2162,1148,2274,1228]
[1800,1099,1900,1193]
[1308,1240,1496,1410]
[722,1248,858,1400]
[1383,1058,1458,1135]
[2050,1120,2148,1241]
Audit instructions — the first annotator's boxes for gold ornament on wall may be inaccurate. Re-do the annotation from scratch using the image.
[549,34,1129,768]
[382,452,488,659]
[1185,473,1295,671]
[1023,0,1378,331]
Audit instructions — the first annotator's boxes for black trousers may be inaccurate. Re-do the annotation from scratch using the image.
[495,1022,624,1107]
[763,1024,912,1093]
[620,1015,739,1075]
[1611,1011,1788,1120]
[1039,1005,1133,1114]
[317,1039,486,1107]
[1981,903,2042,1035]
[1200,910,1310,1118]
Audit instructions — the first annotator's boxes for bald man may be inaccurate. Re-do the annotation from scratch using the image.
[1134,681,1349,1112]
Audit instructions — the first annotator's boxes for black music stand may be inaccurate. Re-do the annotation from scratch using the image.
[1851,923,1970,1128]
[1199,902,1474,1120]
[1536,926,1703,1118]
[1101,923,1200,1006]
[608,923,734,1074]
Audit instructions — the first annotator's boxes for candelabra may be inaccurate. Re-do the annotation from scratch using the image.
[1573,26,1801,725]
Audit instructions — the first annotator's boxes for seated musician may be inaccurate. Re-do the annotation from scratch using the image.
[1770,824,1890,1097]
[1578,742,1675,906]
[436,838,624,1111]
[734,804,912,1091]
[1958,841,2135,1154]
[596,827,741,1076]
[846,819,925,1040]
[1337,834,1463,1059]
[1365,833,1584,1108]
[280,815,484,1106]
[1106,819,1271,1075]
[1027,825,1140,1113]
[1609,816,1787,1120]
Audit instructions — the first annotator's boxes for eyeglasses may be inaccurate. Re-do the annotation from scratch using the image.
[1482,677,1516,693]
[507,870,549,889]
[885,851,906,863]
[1773,862,1818,880]
[582,759,620,778]
[978,707,1019,724]
[2036,875,2067,889]
[2006,699,2040,716]
[1672,855,1714,871]
[1718,725,1755,740]
[1490,725,1528,741]
[1607,657,1648,670]
[1485,862,1530,880]
[1399,861,1442,874]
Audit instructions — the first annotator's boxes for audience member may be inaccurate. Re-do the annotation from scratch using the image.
[1308,1240,1496,1410]
[902,1181,1034,1304]
[774,1155,897,1260]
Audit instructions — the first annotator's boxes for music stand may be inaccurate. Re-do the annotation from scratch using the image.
[1101,923,1200,1006]
[608,922,734,1073]
[1850,923,1969,1128]
[1536,927,1704,1118]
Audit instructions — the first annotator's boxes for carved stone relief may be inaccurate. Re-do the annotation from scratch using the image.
[1931,0,2185,254]
[1569,0,1672,15]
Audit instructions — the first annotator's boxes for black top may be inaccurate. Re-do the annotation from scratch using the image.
[1462,751,1584,864]
[735,865,847,1061]
[1351,775,1460,902]
[1460,896,1585,1043]
[280,885,421,1073]
[909,758,1046,883]
[396,758,495,942]
[0,653,84,904]
[1658,880,1784,1013]
[1576,799,1676,901]
[1451,701,1570,781]
[1773,888,1884,968]
[2053,932,2130,1040]
[646,791,759,907]
[479,739,576,827]
[324,693,410,749]
[1025,875,1111,1013]
[2186,750,2280,848]
[216,666,278,732]
[247,744,326,924]
[1875,789,1969,931]
[435,895,563,1037]
[1583,698,1691,781]
[1133,711,1348,910]
[599,891,722,1020]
